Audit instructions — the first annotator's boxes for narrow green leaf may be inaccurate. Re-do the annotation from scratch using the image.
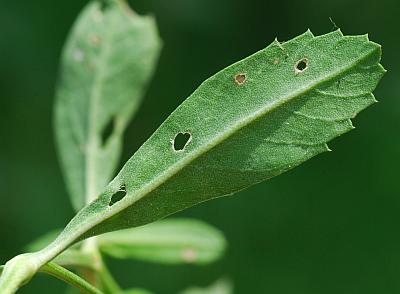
[97,218,226,265]
[55,0,161,210]
[13,30,385,277]
[180,279,233,294]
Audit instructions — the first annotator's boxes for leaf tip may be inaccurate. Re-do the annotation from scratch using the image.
[325,144,332,152]
[335,28,344,37]
[305,28,314,37]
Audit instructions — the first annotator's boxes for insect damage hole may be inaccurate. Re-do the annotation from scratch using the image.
[109,185,126,206]
[234,73,247,85]
[173,132,192,151]
[295,58,309,74]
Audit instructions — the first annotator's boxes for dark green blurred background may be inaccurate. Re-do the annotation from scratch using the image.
[1,0,399,293]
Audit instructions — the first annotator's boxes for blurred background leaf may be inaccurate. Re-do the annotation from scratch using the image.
[54,0,161,211]
[0,0,399,293]
[180,279,232,294]
[97,218,226,265]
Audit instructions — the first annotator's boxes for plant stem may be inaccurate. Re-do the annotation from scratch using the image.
[41,262,104,294]
[98,262,121,294]
[81,237,122,294]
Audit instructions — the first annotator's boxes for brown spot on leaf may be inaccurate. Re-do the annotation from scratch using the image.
[234,73,247,85]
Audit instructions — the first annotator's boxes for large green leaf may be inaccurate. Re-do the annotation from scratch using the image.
[97,218,226,265]
[55,0,161,210]
[56,29,384,246]
[69,30,384,239]
[0,31,385,292]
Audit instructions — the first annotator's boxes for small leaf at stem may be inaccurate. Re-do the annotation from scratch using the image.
[97,218,226,264]
[180,279,233,294]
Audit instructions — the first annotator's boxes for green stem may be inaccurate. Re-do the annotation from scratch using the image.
[41,262,104,294]
[98,262,121,294]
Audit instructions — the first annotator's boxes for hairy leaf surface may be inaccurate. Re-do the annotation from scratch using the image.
[55,0,161,210]
[97,218,226,264]
[34,30,384,268]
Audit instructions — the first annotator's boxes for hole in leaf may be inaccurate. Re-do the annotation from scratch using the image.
[101,119,114,145]
[234,73,247,85]
[295,58,309,73]
[109,185,126,206]
[173,132,192,151]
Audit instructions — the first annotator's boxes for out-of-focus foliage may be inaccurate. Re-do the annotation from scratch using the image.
[180,279,232,294]
[98,219,227,265]
[54,0,161,211]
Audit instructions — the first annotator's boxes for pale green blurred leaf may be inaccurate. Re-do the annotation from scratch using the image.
[55,0,161,211]
[180,279,233,294]
[97,218,226,264]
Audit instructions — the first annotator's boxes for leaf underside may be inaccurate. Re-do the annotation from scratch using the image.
[55,0,161,210]
[53,29,384,248]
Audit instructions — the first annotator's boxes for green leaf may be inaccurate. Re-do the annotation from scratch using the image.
[180,279,233,294]
[8,30,385,280]
[74,30,385,239]
[97,218,226,264]
[55,0,161,211]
